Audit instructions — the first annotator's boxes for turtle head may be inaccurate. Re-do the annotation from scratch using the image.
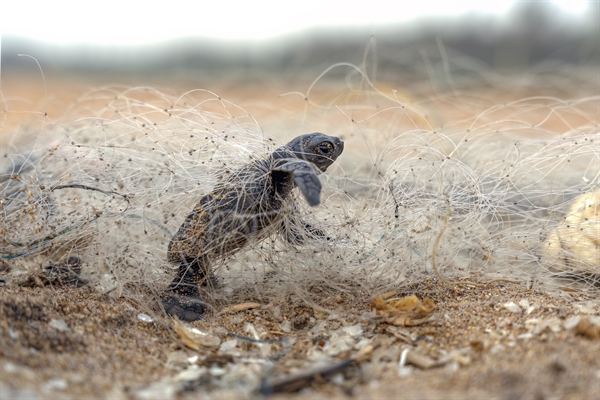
[286,133,344,172]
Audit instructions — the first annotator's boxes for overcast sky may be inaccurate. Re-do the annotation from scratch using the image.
[0,0,590,44]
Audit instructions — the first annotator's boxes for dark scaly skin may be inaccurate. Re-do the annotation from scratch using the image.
[162,133,344,321]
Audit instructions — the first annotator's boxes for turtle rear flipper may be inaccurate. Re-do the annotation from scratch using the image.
[272,160,322,206]
[161,292,206,321]
[161,257,209,321]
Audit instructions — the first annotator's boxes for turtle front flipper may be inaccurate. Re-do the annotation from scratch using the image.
[272,160,322,206]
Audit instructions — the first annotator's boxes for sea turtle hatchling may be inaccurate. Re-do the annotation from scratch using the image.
[162,132,344,321]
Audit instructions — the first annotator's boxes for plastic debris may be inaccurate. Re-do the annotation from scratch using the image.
[172,320,221,350]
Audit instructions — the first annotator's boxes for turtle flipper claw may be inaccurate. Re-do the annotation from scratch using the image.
[161,292,205,321]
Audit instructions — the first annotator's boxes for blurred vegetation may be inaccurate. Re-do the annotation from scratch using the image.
[2,2,598,85]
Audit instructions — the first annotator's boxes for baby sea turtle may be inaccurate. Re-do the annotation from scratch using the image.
[162,132,344,321]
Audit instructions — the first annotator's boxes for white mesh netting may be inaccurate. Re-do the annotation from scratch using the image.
[2,61,599,313]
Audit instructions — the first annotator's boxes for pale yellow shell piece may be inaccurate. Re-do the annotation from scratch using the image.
[543,190,600,276]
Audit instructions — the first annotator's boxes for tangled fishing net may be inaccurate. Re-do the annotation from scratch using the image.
[1,58,599,316]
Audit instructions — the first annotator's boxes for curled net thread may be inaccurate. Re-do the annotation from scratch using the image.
[2,89,277,293]
[2,65,599,312]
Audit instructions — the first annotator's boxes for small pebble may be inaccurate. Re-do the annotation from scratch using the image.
[174,367,204,382]
[503,302,521,313]
[564,316,581,330]
[517,333,533,340]
[49,319,69,332]
[342,324,363,337]
[220,339,238,353]
[137,313,153,323]
[279,320,292,333]
[573,302,598,315]
[4,363,17,373]
[209,365,227,376]
[45,378,67,390]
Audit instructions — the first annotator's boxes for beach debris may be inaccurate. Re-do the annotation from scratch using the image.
[503,302,522,313]
[525,317,563,334]
[399,348,436,369]
[173,366,206,382]
[543,189,600,276]
[41,257,86,288]
[16,257,86,288]
[137,313,153,323]
[44,378,67,391]
[573,317,600,340]
[371,293,436,326]
[501,300,536,315]
[386,326,417,344]
[398,347,473,372]
[573,301,599,315]
[48,319,69,332]
[172,319,221,350]
[259,342,378,395]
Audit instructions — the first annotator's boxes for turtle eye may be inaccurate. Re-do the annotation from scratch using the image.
[318,141,333,155]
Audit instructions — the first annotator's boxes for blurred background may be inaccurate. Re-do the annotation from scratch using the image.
[1,0,598,138]
[2,1,597,76]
